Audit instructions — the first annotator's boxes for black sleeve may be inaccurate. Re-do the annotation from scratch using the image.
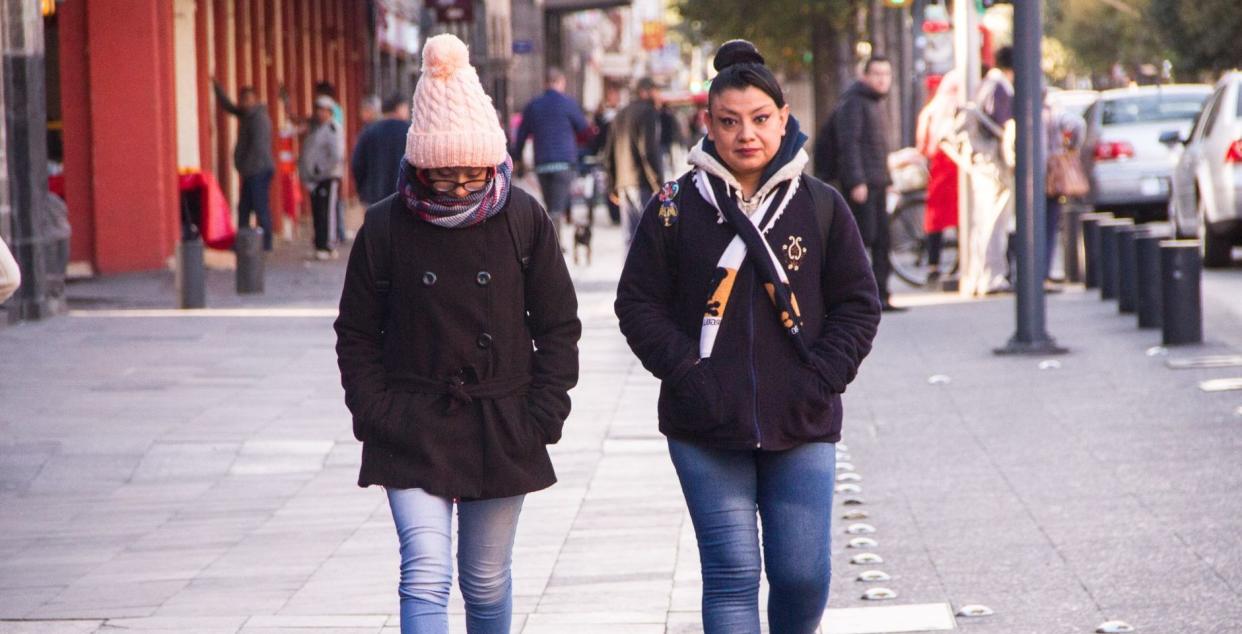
[213,82,244,117]
[813,120,833,182]
[615,193,699,386]
[833,98,866,190]
[808,187,882,392]
[523,201,583,444]
[351,129,369,193]
[333,225,399,443]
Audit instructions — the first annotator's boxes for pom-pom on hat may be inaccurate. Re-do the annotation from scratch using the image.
[405,34,507,169]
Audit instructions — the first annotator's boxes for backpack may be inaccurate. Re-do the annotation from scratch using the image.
[363,191,538,316]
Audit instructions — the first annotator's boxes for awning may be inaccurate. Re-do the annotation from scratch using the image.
[543,0,631,12]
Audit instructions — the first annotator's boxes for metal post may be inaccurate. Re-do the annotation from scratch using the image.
[996,0,1063,355]
[1062,205,1083,283]
[176,237,206,309]
[235,227,265,294]
[1079,212,1113,289]
[1,0,66,322]
[1135,233,1163,329]
[1160,240,1202,345]
[1117,227,1143,314]
[1098,218,1133,300]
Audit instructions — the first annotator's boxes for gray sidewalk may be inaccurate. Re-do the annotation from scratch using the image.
[2,223,1241,633]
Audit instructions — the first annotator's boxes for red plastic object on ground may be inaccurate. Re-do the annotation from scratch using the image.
[179,170,236,250]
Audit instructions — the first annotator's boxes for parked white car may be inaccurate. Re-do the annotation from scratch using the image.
[1081,84,1212,221]
[1167,71,1242,267]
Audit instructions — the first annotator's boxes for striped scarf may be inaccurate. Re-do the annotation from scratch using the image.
[398,156,513,229]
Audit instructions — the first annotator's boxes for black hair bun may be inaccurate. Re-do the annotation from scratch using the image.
[714,40,765,72]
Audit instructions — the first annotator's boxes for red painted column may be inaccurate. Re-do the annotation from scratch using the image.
[86,0,179,272]
[57,0,95,266]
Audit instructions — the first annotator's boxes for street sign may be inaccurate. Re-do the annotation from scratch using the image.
[512,40,534,55]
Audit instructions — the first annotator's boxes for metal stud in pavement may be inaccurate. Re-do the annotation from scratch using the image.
[955,605,994,617]
[835,483,862,494]
[1145,346,1167,357]
[836,472,862,482]
[861,587,897,601]
[928,374,952,385]
[1038,359,1062,370]
[850,552,883,565]
[842,497,866,506]
[837,443,850,452]
[841,510,869,520]
[837,452,852,461]
[845,523,876,535]
[1096,621,1135,633]
[856,570,891,582]
[836,462,856,472]
[847,537,878,549]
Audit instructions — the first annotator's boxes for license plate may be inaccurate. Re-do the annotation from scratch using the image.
[1140,177,1167,196]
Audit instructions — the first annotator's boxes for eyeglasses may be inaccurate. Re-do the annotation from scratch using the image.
[420,169,494,194]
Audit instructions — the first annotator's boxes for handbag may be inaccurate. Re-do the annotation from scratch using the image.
[1046,148,1090,198]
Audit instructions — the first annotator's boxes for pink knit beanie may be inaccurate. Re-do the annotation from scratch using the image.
[405,34,507,168]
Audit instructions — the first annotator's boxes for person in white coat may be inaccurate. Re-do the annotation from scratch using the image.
[0,236,20,304]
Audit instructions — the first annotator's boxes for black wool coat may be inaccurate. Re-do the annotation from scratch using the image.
[817,81,892,189]
[334,189,581,499]
[615,174,881,450]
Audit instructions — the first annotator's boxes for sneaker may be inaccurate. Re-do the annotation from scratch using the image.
[314,249,333,261]
[880,301,908,313]
[925,270,942,289]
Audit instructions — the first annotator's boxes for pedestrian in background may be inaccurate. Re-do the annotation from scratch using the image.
[588,83,623,225]
[0,236,20,304]
[962,45,1016,296]
[351,93,410,207]
[616,39,881,634]
[604,77,664,243]
[915,70,963,287]
[818,54,902,311]
[300,95,345,260]
[213,80,275,251]
[513,67,590,248]
[359,94,382,127]
[1042,88,1086,289]
[314,81,348,242]
[335,34,581,634]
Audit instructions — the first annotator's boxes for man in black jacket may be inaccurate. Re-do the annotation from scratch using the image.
[350,94,410,206]
[817,55,903,311]
[213,81,275,250]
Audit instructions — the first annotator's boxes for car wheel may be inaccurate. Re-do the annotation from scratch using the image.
[1198,195,1232,268]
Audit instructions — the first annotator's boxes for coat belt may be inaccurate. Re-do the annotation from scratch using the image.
[387,372,531,414]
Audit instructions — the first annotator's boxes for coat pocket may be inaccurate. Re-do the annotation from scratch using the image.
[668,361,728,434]
[787,364,836,433]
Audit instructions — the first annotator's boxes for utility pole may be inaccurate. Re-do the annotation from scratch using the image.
[1,0,65,322]
[995,0,1064,355]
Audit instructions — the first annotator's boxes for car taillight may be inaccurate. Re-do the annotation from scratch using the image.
[1094,140,1136,161]
[1226,140,1242,163]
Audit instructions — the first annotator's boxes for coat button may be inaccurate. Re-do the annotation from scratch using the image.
[476,271,492,286]
[422,272,437,286]
[476,333,494,349]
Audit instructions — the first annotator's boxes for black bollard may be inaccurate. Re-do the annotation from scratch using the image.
[1135,234,1163,329]
[1097,219,1133,301]
[1063,206,1084,284]
[176,237,206,309]
[1117,227,1143,314]
[1080,212,1113,289]
[1160,240,1203,346]
[235,228,266,294]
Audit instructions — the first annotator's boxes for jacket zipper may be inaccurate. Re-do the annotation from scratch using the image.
[748,273,762,449]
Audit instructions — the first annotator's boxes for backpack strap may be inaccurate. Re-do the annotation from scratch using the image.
[504,189,537,273]
[802,175,836,263]
[363,195,396,326]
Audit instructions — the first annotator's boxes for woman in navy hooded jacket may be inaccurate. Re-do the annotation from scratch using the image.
[615,40,881,633]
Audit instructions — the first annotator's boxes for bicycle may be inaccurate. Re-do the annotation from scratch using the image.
[886,151,959,287]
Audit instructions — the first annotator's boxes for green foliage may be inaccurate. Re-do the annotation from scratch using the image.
[1044,0,1166,75]
[1148,0,1242,75]
[675,0,858,72]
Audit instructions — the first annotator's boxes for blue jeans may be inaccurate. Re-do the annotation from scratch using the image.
[386,488,524,634]
[668,439,836,634]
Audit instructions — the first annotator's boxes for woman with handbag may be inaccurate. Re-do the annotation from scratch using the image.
[1043,95,1087,288]
[334,34,581,633]
[916,71,963,286]
[615,40,882,633]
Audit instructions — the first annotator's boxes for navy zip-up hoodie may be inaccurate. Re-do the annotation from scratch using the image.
[615,135,881,450]
[513,89,589,167]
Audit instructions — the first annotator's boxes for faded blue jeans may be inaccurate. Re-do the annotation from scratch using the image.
[385,488,524,634]
[668,439,837,634]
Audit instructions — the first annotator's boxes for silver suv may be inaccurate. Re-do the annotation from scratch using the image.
[1167,71,1242,267]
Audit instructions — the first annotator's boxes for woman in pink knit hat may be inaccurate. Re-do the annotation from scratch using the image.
[335,34,581,633]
